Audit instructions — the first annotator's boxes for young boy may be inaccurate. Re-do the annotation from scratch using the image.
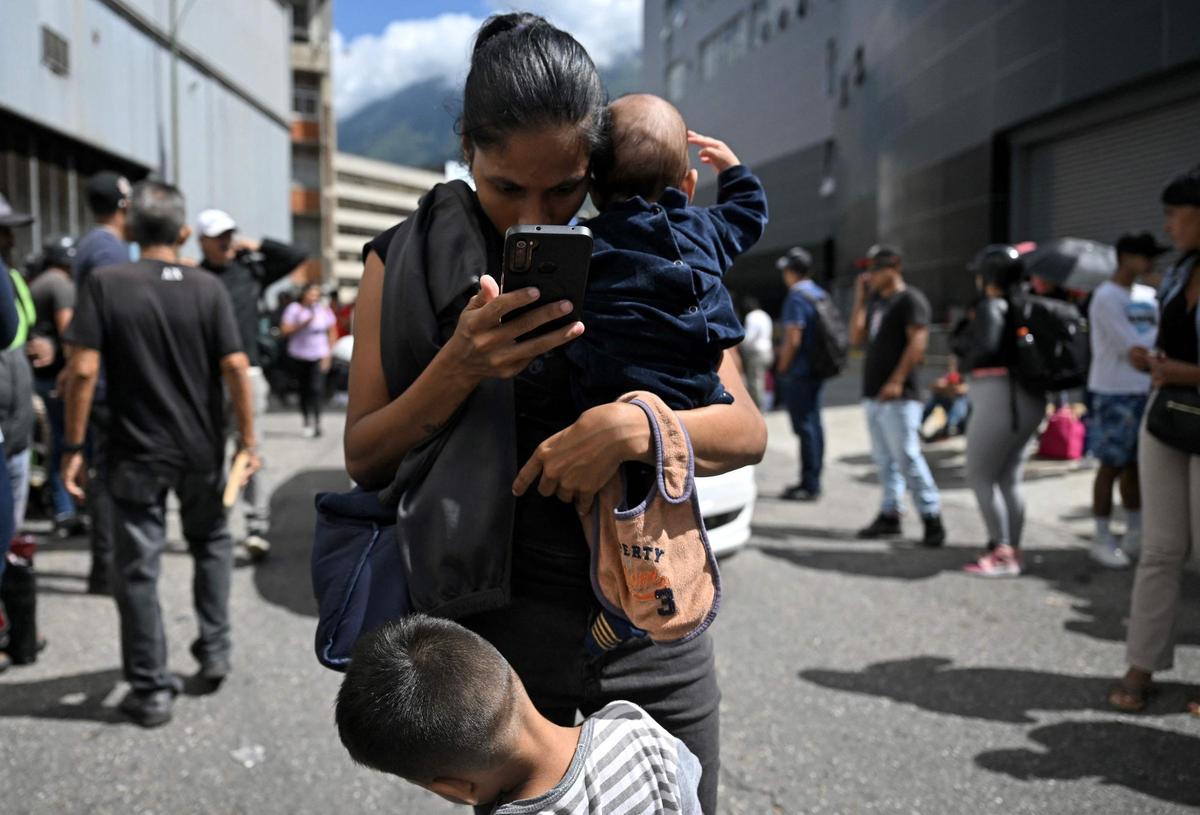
[336,615,702,814]
[568,93,768,410]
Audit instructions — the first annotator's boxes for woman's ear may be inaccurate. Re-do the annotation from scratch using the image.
[461,136,474,169]
[680,168,699,202]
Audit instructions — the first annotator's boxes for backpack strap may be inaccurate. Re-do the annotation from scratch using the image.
[618,391,694,503]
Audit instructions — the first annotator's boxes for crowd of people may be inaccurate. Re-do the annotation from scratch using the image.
[0,171,343,692]
[768,170,1200,717]
[0,9,1195,815]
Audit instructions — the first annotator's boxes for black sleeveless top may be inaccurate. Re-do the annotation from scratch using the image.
[365,208,591,597]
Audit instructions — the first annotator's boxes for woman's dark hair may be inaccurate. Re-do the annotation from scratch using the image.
[1162,164,1200,207]
[969,244,1024,292]
[459,13,607,156]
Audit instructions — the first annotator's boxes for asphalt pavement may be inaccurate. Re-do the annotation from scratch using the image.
[1,386,1197,814]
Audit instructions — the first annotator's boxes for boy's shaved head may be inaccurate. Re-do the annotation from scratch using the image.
[592,93,690,208]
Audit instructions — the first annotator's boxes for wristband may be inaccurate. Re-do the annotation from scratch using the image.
[62,441,85,454]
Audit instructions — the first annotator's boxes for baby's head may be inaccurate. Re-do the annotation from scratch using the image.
[335,615,524,806]
[591,93,699,210]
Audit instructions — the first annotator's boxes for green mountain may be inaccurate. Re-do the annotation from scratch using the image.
[337,52,645,170]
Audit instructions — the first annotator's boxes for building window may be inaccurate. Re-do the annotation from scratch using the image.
[751,1,770,45]
[664,0,686,28]
[294,73,321,118]
[824,38,837,97]
[666,60,688,102]
[41,26,69,76]
[291,1,312,43]
[698,13,748,80]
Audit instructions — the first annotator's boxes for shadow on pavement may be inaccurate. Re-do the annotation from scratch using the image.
[0,668,125,723]
[757,543,1200,647]
[975,720,1200,807]
[751,523,858,543]
[798,656,1200,724]
[253,467,348,618]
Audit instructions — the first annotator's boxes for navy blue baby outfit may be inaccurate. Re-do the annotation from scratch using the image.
[569,165,768,410]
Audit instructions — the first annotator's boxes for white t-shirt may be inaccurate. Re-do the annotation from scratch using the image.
[1087,280,1159,394]
[743,308,773,358]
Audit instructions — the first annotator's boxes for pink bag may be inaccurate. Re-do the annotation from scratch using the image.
[1037,406,1085,460]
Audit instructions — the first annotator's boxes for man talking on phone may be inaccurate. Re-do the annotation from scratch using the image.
[197,208,308,562]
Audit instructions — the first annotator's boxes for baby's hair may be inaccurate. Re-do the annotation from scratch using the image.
[335,615,520,781]
[592,94,690,209]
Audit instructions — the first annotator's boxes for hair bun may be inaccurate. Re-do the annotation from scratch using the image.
[472,12,547,55]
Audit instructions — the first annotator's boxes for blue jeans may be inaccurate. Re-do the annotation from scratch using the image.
[780,376,825,493]
[864,399,941,517]
[35,378,74,520]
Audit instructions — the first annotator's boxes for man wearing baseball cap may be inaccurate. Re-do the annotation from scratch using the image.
[70,171,134,595]
[774,246,829,500]
[849,244,946,546]
[197,209,308,562]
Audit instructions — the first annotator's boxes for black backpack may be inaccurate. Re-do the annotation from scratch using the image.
[800,289,849,380]
[1007,294,1090,393]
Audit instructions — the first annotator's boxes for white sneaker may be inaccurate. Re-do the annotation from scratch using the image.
[302,425,317,439]
[1090,542,1131,569]
[1122,527,1142,561]
[243,534,271,562]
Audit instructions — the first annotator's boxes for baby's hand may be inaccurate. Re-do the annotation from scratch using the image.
[688,131,740,173]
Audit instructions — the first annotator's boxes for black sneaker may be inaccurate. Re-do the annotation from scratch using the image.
[857,513,902,539]
[118,688,175,728]
[921,514,947,547]
[781,484,821,501]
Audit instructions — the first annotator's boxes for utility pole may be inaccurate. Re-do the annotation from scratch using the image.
[168,0,199,185]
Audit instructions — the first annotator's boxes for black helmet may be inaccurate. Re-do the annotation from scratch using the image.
[42,234,77,271]
[969,244,1023,290]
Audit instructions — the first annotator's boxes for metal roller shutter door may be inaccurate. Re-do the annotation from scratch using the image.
[1021,94,1200,243]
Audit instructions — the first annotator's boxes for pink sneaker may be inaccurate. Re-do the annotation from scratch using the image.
[964,544,1022,578]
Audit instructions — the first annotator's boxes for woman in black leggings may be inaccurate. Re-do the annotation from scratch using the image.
[281,283,336,437]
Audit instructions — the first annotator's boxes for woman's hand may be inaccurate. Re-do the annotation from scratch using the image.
[512,402,652,513]
[1129,345,1152,372]
[443,275,584,383]
[1149,355,1200,388]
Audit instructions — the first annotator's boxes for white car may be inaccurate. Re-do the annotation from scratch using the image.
[695,466,757,557]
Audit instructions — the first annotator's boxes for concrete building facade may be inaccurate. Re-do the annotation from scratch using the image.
[332,151,442,291]
[0,0,292,261]
[644,0,1200,316]
[284,0,336,281]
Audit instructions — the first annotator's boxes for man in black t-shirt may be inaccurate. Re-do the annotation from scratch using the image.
[62,181,260,728]
[197,209,307,562]
[849,245,946,546]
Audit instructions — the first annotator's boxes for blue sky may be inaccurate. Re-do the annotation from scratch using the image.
[331,0,643,117]
[334,1,490,40]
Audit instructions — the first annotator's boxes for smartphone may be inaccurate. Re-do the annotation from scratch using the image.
[500,224,593,339]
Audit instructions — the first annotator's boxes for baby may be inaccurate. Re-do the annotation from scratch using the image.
[335,614,702,814]
[568,93,769,410]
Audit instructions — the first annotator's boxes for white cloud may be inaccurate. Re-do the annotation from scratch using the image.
[333,1,643,118]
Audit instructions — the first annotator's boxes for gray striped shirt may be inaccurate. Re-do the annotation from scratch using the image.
[493,701,703,815]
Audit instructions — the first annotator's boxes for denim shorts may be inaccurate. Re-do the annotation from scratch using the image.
[1090,392,1149,467]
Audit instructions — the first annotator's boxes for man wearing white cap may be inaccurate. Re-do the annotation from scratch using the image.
[197,209,308,562]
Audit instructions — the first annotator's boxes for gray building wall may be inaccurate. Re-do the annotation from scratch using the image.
[645,0,1200,317]
[0,0,291,258]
